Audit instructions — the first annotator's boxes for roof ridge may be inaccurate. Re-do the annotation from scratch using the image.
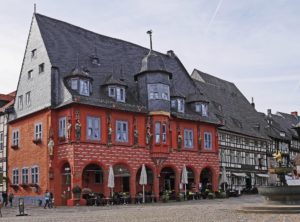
[35,13,170,59]
[194,69,235,86]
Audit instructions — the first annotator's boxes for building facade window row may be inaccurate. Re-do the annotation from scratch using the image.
[12,166,39,185]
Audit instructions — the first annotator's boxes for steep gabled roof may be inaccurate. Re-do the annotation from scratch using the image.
[192,69,269,139]
[34,14,218,124]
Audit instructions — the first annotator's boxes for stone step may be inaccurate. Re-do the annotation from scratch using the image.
[238,205,300,214]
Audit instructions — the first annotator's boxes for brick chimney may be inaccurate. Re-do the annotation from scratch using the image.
[291,111,298,117]
[250,97,255,109]
[267,109,272,117]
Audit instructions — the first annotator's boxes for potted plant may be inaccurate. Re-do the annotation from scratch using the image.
[207,191,215,199]
[176,192,184,201]
[161,191,170,203]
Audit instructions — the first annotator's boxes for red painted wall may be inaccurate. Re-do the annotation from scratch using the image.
[8,104,220,205]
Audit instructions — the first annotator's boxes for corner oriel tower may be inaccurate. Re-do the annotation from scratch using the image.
[135,30,172,115]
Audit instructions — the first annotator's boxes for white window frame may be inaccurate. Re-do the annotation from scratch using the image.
[108,86,115,97]
[12,129,19,146]
[202,104,208,117]
[79,79,90,96]
[204,132,212,150]
[34,123,42,140]
[71,78,78,90]
[86,116,101,140]
[184,129,194,148]
[18,95,23,110]
[162,124,167,143]
[155,122,161,144]
[147,84,170,101]
[12,169,19,185]
[59,117,67,138]
[116,87,125,102]
[171,99,176,108]
[195,104,201,113]
[116,120,128,143]
[31,166,39,184]
[22,167,29,184]
[177,99,185,113]
[25,91,31,106]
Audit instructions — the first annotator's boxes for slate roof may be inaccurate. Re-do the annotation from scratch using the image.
[34,14,218,124]
[192,69,269,139]
[268,112,300,141]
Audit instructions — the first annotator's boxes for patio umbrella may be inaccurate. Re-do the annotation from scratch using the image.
[220,166,228,191]
[139,164,147,203]
[108,165,115,197]
[181,165,188,199]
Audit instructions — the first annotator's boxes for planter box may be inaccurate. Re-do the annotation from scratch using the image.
[32,139,42,144]
[67,198,86,206]
[11,144,19,149]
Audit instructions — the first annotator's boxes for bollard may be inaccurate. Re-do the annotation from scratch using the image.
[16,198,28,216]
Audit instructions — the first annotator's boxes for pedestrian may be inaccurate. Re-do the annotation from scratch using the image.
[8,193,14,207]
[49,191,54,208]
[0,199,2,217]
[2,192,8,207]
[44,190,50,209]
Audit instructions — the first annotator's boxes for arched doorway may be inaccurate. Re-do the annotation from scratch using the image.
[82,164,104,194]
[60,162,72,205]
[186,167,195,191]
[200,167,213,193]
[113,164,130,193]
[136,166,154,195]
[159,167,176,194]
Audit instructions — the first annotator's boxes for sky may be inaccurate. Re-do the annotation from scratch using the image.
[0,0,299,114]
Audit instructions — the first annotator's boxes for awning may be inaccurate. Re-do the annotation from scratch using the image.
[232,173,247,177]
[256,174,269,178]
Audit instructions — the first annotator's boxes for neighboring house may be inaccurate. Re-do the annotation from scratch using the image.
[264,110,300,174]
[192,69,270,191]
[8,13,220,205]
[0,92,15,192]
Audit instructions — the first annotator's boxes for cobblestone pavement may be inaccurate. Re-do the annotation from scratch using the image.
[1,195,300,222]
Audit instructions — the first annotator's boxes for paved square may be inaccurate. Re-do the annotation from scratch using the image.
[1,195,300,222]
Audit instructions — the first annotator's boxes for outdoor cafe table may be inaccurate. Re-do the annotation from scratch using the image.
[103,197,112,206]
[120,196,129,205]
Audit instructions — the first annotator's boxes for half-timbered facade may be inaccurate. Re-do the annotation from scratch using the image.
[0,92,15,192]
[192,69,270,191]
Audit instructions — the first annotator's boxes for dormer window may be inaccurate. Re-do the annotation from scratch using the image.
[79,79,90,96]
[116,87,125,102]
[195,103,208,117]
[71,78,78,90]
[178,99,184,113]
[108,86,126,102]
[108,87,115,97]
[171,98,185,113]
[201,104,208,116]
[195,104,201,113]
[280,132,286,137]
[148,84,170,101]
[68,78,91,96]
